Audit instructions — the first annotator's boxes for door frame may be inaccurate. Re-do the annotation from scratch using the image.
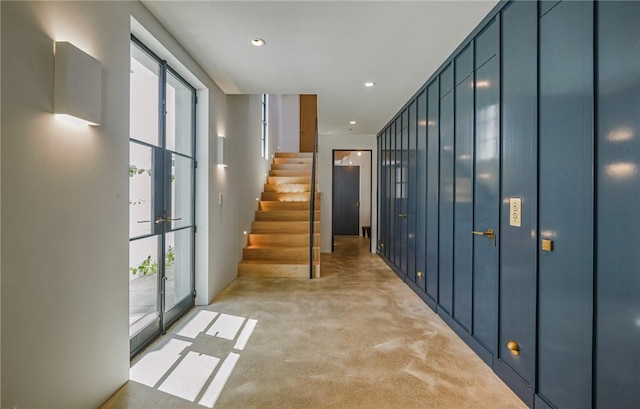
[331,149,373,252]
[129,36,197,357]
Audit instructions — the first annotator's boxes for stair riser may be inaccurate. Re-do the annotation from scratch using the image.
[264,184,312,193]
[255,211,320,221]
[259,201,320,210]
[261,192,311,201]
[248,234,319,247]
[252,221,320,233]
[267,176,312,185]
[243,248,309,261]
[270,164,313,172]
[269,170,313,176]
[274,152,314,158]
[273,158,313,165]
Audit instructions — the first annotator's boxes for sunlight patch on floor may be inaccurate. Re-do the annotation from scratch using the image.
[129,311,257,408]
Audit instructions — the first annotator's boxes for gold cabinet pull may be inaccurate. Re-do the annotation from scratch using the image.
[472,228,495,239]
[417,271,423,279]
[506,340,520,356]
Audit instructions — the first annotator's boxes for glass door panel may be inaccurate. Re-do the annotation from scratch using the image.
[129,235,160,337]
[169,153,193,231]
[166,70,194,157]
[129,142,154,238]
[130,45,160,147]
[164,228,193,312]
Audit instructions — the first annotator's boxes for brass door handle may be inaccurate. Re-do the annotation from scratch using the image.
[155,216,183,224]
[506,340,520,356]
[472,228,495,239]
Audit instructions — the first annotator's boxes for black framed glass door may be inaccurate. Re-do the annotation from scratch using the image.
[129,37,196,356]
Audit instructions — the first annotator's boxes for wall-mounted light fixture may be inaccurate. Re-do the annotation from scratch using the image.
[54,42,101,126]
[217,135,227,167]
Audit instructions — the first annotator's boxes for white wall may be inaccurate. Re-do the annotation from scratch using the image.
[0,2,3,404]
[1,3,131,407]
[212,94,271,297]
[318,134,378,253]
[278,94,300,152]
[0,2,269,408]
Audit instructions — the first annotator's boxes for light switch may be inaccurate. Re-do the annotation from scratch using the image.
[509,198,522,227]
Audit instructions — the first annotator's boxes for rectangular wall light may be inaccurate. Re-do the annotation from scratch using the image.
[218,136,227,167]
[54,41,102,126]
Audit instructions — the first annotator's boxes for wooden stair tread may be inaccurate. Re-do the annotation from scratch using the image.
[239,152,320,278]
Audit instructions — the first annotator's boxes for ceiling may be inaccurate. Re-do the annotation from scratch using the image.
[142,1,498,136]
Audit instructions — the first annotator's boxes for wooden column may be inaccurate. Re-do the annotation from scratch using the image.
[299,94,317,152]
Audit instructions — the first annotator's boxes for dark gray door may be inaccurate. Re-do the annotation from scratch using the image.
[334,166,360,235]
[538,2,594,408]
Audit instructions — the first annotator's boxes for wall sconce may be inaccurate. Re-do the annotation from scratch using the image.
[54,42,102,126]
[217,136,227,167]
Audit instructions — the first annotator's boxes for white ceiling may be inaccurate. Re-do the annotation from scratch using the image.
[142,1,498,136]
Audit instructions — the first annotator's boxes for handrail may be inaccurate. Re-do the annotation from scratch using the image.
[309,119,319,279]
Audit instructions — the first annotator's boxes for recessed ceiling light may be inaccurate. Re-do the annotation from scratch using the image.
[350,121,357,125]
[251,38,265,47]
[364,81,376,87]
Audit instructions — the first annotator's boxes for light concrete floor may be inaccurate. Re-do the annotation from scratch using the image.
[102,236,526,409]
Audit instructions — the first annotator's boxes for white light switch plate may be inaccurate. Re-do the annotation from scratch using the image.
[509,198,521,227]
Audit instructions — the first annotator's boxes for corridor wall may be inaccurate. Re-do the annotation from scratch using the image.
[376,1,640,408]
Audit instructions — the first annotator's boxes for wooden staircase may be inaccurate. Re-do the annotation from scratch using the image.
[238,152,321,278]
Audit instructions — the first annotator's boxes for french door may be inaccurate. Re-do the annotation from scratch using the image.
[129,37,196,356]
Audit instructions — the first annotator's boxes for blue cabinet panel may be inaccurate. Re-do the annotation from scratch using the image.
[389,123,396,264]
[440,64,454,98]
[438,91,454,315]
[453,75,474,331]
[475,19,498,70]
[383,128,391,258]
[426,81,440,302]
[472,56,499,354]
[455,45,473,86]
[399,111,409,274]
[499,0,537,389]
[416,92,427,291]
[377,133,382,252]
[407,102,417,282]
[384,128,391,258]
[539,2,593,408]
[539,1,561,18]
[597,3,640,407]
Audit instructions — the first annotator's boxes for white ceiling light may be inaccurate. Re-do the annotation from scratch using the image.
[364,81,376,87]
[251,38,265,47]
[350,121,357,125]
